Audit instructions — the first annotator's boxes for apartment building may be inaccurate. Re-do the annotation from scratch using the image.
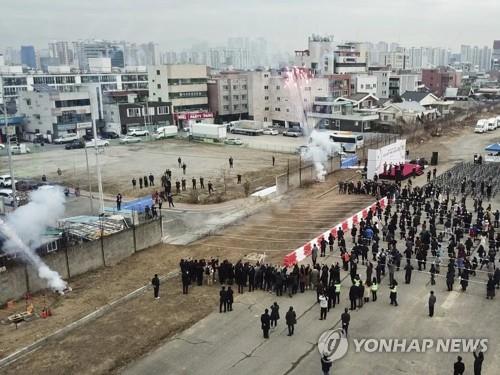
[207,71,249,122]
[421,67,462,97]
[248,69,329,128]
[18,85,93,138]
[148,64,210,127]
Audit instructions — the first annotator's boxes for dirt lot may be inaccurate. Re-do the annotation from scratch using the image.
[1,109,500,374]
[0,139,299,203]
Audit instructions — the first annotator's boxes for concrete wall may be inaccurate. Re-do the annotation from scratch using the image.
[276,156,339,195]
[0,218,163,305]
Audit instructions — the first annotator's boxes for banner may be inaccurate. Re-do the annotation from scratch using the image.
[283,197,389,267]
[366,139,406,180]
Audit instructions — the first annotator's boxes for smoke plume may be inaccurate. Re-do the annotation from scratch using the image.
[0,186,67,292]
[302,130,340,181]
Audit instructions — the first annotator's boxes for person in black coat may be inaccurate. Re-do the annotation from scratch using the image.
[181,271,190,294]
[349,284,357,310]
[454,355,465,375]
[321,355,332,375]
[227,286,234,311]
[473,351,484,375]
[151,274,160,299]
[219,286,227,313]
[285,306,296,336]
[261,309,271,338]
[270,302,280,328]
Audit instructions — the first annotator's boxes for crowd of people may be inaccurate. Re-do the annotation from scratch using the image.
[149,161,498,374]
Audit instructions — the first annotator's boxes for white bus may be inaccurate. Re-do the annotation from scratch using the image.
[329,132,364,153]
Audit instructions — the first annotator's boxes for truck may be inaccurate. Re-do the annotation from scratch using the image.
[153,125,178,140]
[191,123,227,141]
[474,119,488,133]
[487,118,497,131]
[227,120,265,136]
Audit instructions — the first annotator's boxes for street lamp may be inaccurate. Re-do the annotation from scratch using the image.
[2,93,17,208]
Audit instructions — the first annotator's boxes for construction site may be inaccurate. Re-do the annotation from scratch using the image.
[1,103,500,374]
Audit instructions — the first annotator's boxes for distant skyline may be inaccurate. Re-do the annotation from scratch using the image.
[0,0,498,52]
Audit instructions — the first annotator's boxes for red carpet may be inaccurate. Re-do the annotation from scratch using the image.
[379,163,423,180]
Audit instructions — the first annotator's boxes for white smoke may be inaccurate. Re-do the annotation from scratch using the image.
[0,186,67,292]
[302,130,340,182]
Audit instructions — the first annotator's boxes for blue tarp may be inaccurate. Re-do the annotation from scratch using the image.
[121,196,154,213]
[485,143,500,153]
[341,155,358,169]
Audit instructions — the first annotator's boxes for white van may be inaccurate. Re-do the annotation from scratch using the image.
[496,116,500,128]
[487,118,497,131]
[153,125,177,140]
[0,188,19,206]
[474,120,488,133]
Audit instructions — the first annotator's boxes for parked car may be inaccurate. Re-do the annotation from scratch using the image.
[10,144,31,154]
[54,133,79,144]
[119,136,141,144]
[0,188,20,206]
[85,138,110,148]
[263,128,279,135]
[283,128,303,137]
[0,174,14,187]
[0,144,4,149]
[224,138,243,145]
[128,128,150,136]
[15,179,46,191]
[101,131,120,139]
[65,140,85,149]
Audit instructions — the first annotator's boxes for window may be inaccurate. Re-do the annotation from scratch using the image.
[264,74,269,78]
[264,107,270,111]
[264,85,269,90]
[264,96,269,100]
[241,95,247,100]
[242,104,248,109]
[223,95,229,101]
[223,105,230,111]
[157,84,161,89]
[286,108,290,112]
[276,85,280,90]
[242,84,247,89]
[274,107,281,112]
[335,120,340,128]
[304,87,311,91]
[233,105,239,110]
[233,85,238,90]
[127,108,142,117]
[156,69,161,75]
[277,97,281,102]
[223,85,229,90]
[46,241,58,253]
[25,98,31,106]
[361,84,364,89]
[157,106,169,115]
[233,95,239,100]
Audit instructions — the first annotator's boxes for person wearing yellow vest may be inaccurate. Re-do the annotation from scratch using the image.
[334,280,341,305]
[371,278,378,301]
[389,280,398,306]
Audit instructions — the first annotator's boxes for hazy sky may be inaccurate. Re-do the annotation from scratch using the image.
[1,0,498,51]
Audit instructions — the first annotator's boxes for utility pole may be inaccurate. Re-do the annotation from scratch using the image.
[84,146,94,214]
[3,95,17,208]
[92,119,104,213]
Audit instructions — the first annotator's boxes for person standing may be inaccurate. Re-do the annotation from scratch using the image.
[227,286,234,311]
[208,181,214,195]
[178,157,182,168]
[349,283,357,310]
[341,308,350,335]
[285,306,296,336]
[181,271,190,294]
[229,156,234,168]
[321,355,333,375]
[272,155,275,166]
[428,291,436,317]
[473,351,484,375]
[454,356,465,375]
[182,163,187,175]
[404,260,413,284]
[151,274,160,299]
[312,244,318,266]
[270,302,280,328]
[371,278,378,301]
[261,309,271,338]
[219,286,227,313]
[319,293,328,320]
[181,178,186,191]
[389,281,398,306]
[192,178,197,190]
[199,177,205,189]
[167,192,174,208]
[116,193,122,211]
[132,178,137,189]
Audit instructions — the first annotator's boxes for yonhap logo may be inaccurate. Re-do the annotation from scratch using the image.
[318,328,349,362]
